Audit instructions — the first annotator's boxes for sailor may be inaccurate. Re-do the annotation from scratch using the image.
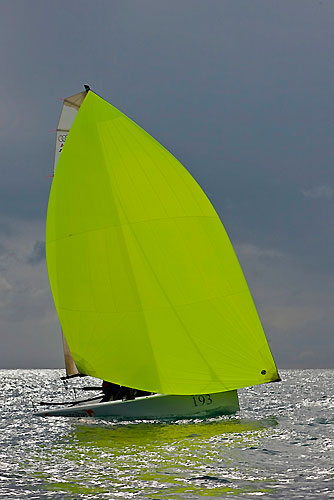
[101,380,120,402]
[101,381,152,402]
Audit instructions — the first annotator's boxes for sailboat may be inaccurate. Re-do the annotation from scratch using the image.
[39,87,280,418]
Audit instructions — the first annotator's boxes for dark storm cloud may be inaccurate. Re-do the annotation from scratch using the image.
[1,0,334,267]
[0,0,333,367]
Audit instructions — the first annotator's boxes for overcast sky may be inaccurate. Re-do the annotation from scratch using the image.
[0,0,333,369]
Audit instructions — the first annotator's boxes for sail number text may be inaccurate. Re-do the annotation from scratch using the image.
[58,134,68,154]
[192,394,213,406]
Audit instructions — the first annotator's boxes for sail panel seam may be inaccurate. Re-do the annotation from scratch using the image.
[46,215,219,244]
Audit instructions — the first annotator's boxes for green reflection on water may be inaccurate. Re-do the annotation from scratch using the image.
[44,481,107,495]
[28,417,278,499]
[73,416,277,445]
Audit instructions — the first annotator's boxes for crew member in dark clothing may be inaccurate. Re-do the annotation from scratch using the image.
[101,381,153,402]
[101,381,121,402]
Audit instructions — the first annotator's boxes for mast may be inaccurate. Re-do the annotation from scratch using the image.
[62,333,79,376]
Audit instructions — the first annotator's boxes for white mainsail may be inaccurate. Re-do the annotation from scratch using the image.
[53,91,87,173]
[53,89,88,375]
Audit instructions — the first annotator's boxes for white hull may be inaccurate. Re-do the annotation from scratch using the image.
[38,390,239,419]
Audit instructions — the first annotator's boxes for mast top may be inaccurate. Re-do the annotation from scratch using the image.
[84,84,90,92]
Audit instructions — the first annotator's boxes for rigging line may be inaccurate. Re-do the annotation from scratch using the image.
[39,394,103,407]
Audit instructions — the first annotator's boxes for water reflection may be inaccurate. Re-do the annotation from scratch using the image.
[72,415,278,445]
[3,370,333,499]
[29,417,278,499]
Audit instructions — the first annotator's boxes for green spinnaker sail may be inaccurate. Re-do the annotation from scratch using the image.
[46,91,279,394]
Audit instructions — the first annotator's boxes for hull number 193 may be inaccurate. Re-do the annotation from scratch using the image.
[192,394,213,407]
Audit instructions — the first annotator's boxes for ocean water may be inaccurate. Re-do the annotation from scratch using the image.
[0,369,333,499]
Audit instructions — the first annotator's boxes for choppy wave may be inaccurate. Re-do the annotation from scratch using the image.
[0,369,333,499]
